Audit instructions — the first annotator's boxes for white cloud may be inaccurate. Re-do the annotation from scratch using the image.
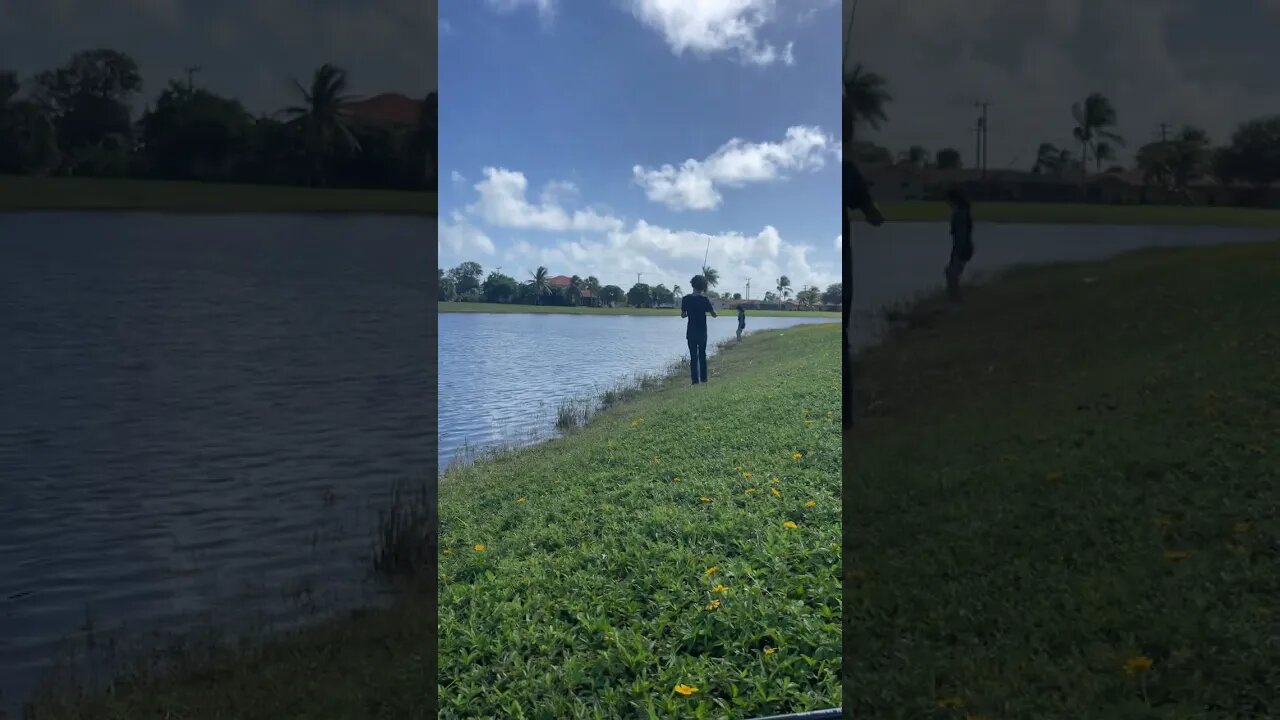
[439,211,496,259]
[468,167,623,232]
[626,0,795,67]
[484,0,554,22]
[834,234,841,251]
[632,126,836,211]
[450,170,466,186]
[496,220,836,298]
[440,18,453,34]
[447,164,838,296]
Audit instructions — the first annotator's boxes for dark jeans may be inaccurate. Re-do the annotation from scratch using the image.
[945,244,971,302]
[687,337,707,384]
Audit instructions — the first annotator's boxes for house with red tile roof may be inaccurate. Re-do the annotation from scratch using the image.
[343,93,423,130]
[546,274,601,307]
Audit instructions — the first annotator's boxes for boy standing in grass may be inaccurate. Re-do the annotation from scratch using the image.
[945,187,974,303]
[736,304,746,342]
[681,275,717,385]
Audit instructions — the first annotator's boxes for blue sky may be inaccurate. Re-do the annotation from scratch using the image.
[439,0,843,301]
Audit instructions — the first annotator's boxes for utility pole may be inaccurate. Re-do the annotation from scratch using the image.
[636,272,643,286]
[745,278,751,302]
[184,65,202,91]
[1158,123,1169,143]
[981,102,990,179]
[973,101,990,181]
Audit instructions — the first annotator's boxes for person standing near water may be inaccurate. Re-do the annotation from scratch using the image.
[944,187,974,303]
[843,90,885,429]
[736,304,746,342]
[681,275,717,385]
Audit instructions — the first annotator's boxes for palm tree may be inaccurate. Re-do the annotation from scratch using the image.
[1093,141,1117,174]
[565,275,584,306]
[1070,93,1124,184]
[844,64,891,139]
[776,275,791,303]
[904,145,929,166]
[527,266,553,305]
[673,283,682,298]
[281,63,362,185]
[701,266,719,288]
[1032,142,1077,177]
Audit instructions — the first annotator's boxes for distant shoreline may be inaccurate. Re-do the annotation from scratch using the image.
[880,200,1280,227]
[439,302,841,318]
[0,176,437,216]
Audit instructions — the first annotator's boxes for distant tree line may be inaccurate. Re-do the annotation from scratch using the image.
[845,63,1280,205]
[0,49,436,191]
[439,262,842,310]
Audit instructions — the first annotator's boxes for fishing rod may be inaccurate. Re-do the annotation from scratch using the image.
[842,0,858,74]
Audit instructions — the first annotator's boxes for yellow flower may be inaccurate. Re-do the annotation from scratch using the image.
[763,647,777,656]
[705,566,719,576]
[712,583,728,593]
[743,471,753,479]
[705,599,721,611]
[805,500,817,508]
[673,477,682,483]
[674,683,699,696]
[771,487,781,497]
[442,548,452,555]
[745,488,757,494]
[699,496,711,503]
[937,696,964,709]
[631,418,644,428]
[1233,521,1251,533]
[1123,655,1153,675]
[771,476,780,484]
[735,465,743,471]
[792,452,803,461]
[1164,550,1190,561]
[783,521,798,529]
[516,497,526,503]
[473,544,486,552]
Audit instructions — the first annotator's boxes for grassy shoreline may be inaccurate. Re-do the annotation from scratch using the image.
[28,324,843,719]
[882,200,1280,227]
[846,242,1280,716]
[0,176,437,215]
[440,301,840,318]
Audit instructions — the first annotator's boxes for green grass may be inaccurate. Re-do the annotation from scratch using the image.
[27,325,842,720]
[883,200,1280,227]
[441,301,840,318]
[0,175,436,215]
[847,242,1280,718]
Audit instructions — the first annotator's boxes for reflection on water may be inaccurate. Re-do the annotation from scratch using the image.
[437,312,837,470]
[850,222,1279,351]
[0,213,433,708]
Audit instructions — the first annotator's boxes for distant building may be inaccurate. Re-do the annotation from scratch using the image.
[343,93,423,130]
[546,274,602,307]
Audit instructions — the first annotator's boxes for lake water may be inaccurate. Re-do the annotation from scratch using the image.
[0,213,433,709]
[436,312,837,470]
[849,222,1279,351]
